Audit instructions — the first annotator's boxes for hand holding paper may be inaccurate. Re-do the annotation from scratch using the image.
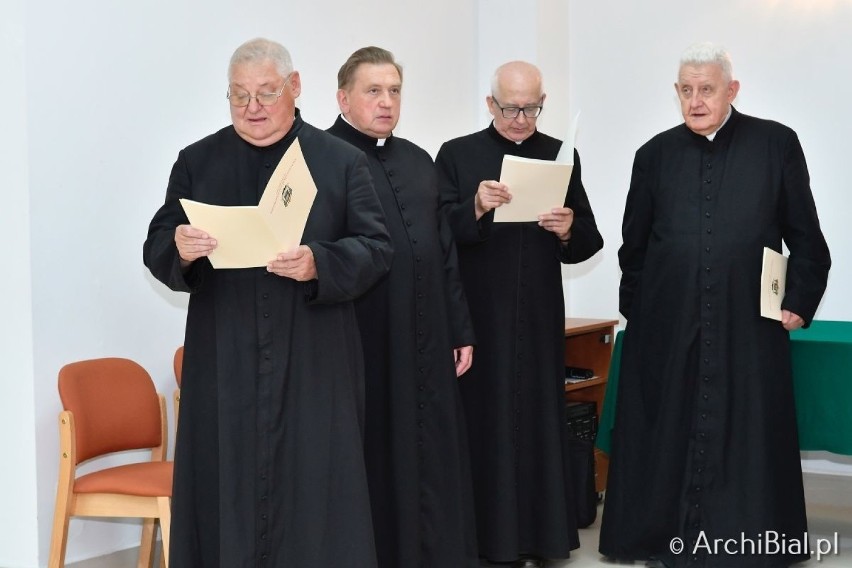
[760,247,787,321]
[175,224,218,266]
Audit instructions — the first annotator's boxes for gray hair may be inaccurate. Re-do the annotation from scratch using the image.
[679,42,734,82]
[228,38,293,82]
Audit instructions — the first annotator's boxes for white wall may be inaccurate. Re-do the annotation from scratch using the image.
[4,0,850,565]
[1,1,39,567]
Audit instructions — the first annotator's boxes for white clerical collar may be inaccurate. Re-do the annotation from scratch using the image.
[342,114,387,145]
[706,107,732,141]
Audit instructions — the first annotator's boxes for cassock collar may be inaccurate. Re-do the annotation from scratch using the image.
[330,115,393,151]
[235,108,305,151]
[684,106,740,147]
[486,121,541,149]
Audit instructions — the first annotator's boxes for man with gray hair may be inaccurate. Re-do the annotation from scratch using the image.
[144,37,392,566]
[436,60,603,567]
[599,42,830,567]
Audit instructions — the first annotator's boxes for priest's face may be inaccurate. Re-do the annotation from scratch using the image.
[337,63,401,139]
[229,60,301,147]
[487,71,545,143]
[676,63,740,136]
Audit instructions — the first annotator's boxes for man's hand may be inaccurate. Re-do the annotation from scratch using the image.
[781,309,805,331]
[454,345,474,377]
[538,207,574,242]
[267,245,317,281]
[175,225,217,268]
[474,180,512,220]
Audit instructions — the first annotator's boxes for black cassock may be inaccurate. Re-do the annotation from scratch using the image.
[435,124,603,562]
[599,108,831,568]
[144,113,392,568]
[327,117,479,568]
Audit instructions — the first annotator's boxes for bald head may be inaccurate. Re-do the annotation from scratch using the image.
[491,61,543,100]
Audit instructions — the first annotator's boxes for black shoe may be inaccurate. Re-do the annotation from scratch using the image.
[514,558,544,568]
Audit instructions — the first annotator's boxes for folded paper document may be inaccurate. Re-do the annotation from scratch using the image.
[179,138,317,269]
[494,112,579,223]
[760,247,787,321]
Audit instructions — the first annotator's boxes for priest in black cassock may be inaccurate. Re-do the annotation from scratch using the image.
[599,43,831,568]
[435,61,603,567]
[327,46,479,568]
[143,38,392,567]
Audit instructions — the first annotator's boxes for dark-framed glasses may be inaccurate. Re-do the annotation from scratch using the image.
[226,75,291,108]
[492,97,543,119]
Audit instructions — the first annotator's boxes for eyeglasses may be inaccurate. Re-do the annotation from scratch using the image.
[491,97,543,119]
[226,75,291,107]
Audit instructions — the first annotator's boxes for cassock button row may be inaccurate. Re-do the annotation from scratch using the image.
[701,413,708,420]
[705,195,712,201]
[705,212,711,218]
[419,403,425,409]
[705,303,711,309]
[705,339,711,345]
[702,394,710,401]
[704,179,711,184]
[263,313,270,318]
[400,203,406,210]
[394,187,400,193]
[262,293,269,299]
[406,220,412,227]
[706,228,712,234]
[703,376,710,382]
[705,246,711,252]
[419,385,425,391]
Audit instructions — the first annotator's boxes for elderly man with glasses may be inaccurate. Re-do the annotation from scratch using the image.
[435,61,604,567]
[144,37,391,567]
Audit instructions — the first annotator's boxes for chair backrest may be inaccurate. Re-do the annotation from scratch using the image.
[173,346,183,388]
[58,357,163,464]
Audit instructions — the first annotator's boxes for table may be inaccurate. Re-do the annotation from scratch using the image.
[597,320,852,457]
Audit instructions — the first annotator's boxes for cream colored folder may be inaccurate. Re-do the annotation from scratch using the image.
[494,157,573,222]
[179,138,317,269]
[760,247,788,321]
[494,112,578,223]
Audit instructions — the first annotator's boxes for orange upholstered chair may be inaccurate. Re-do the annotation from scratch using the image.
[172,346,183,432]
[48,357,172,568]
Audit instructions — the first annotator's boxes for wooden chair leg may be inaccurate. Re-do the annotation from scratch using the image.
[138,518,157,568]
[158,496,171,567]
[47,512,70,568]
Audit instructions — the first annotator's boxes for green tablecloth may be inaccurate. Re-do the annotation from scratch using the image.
[597,321,852,456]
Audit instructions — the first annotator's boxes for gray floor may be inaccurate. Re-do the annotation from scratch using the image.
[68,473,852,568]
